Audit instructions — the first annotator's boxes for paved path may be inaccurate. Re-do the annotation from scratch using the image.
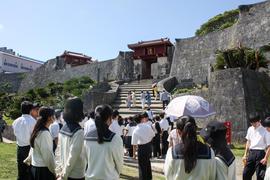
[3,137,15,144]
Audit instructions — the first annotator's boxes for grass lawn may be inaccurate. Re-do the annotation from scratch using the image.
[0,143,164,180]
[231,143,245,157]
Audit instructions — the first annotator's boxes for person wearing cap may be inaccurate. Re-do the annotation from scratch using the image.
[12,101,36,180]
[49,109,62,153]
[164,116,216,180]
[200,121,236,180]
[242,116,270,180]
[131,113,155,180]
[56,97,86,180]
[31,103,41,120]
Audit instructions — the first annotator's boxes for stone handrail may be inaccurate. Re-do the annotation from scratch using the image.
[157,76,177,92]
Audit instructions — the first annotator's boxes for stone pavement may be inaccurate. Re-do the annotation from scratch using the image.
[3,137,15,144]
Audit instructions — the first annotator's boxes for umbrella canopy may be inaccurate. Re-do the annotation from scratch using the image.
[165,95,216,118]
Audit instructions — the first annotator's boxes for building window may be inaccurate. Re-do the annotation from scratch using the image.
[147,48,154,55]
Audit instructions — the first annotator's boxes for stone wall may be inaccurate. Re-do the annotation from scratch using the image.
[82,81,119,112]
[170,1,270,84]
[19,51,133,92]
[0,73,25,93]
[2,125,15,141]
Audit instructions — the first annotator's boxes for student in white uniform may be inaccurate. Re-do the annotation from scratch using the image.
[49,109,62,153]
[132,113,155,180]
[262,117,270,180]
[200,121,236,180]
[12,101,36,180]
[124,117,137,157]
[109,110,122,137]
[30,107,56,180]
[83,104,123,180]
[164,116,216,180]
[243,116,270,180]
[159,113,169,157]
[84,111,96,135]
[56,97,86,180]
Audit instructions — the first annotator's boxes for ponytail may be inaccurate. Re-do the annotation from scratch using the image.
[94,105,113,144]
[176,116,197,174]
[30,107,55,148]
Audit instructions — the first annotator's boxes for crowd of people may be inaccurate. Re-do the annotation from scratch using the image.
[126,88,171,110]
[7,96,270,180]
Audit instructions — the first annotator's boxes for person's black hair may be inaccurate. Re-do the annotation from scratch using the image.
[112,110,119,119]
[155,121,162,134]
[147,108,151,111]
[21,101,33,114]
[94,104,113,144]
[30,107,55,148]
[141,112,148,118]
[118,116,124,126]
[55,109,62,119]
[177,116,197,174]
[63,97,84,123]
[88,111,95,119]
[160,112,165,119]
[264,117,270,127]
[129,117,137,127]
[249,115,261,123]
[133,114,142,124]
[155,116,160,122]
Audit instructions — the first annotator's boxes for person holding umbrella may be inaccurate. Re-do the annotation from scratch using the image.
[164,116,216,180]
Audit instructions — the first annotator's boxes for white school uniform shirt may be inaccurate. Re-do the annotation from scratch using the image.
[12,114,36,146]
[83,129,124,180]
[109,120,123,136]
[126,124,136,137]
[164,144,216,180]
[265,168,270,180]
[167,129,182,146]
[31,129,55,174]
[159,118,169,131]
[215,156,236,180]
[84,118,96,136]
[245,125,270,150]
[131,123,155,145]
[56,126,86,179]
[49,121,60,140]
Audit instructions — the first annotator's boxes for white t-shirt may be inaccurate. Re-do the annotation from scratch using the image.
[245,125,270,150]
[131,123,155,145]
[126,124,137,137]
[84,118,96,135]
[49,121,60,139]
[109,120,123,137]
[12,114,36,146]
[167,129,181,146]
[159,118,169,131]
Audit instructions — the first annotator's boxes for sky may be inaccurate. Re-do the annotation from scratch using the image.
[0,0,264,62]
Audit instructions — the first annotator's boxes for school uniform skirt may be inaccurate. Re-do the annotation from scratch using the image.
[31,166,55,180]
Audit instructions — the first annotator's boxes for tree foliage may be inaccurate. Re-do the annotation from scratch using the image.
[0,76,95,120]
[214,47,269,71]
[195,9,239,36]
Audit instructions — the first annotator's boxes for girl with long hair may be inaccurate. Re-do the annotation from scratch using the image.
[83,104,123,180]
[29,106,55,180]
[164,116,216,180]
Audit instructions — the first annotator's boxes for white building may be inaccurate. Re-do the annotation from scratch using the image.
[0,47,43,73]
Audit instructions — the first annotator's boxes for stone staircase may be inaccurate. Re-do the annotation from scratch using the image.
[112,79,164,118]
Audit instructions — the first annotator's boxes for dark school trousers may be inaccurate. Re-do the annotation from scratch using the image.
[161,131,169,156]
[31,166,55,180]
[153,134,161,157]
[243,149,266,180]
[138,142,152,180]
[162,100,169,110]
[17,145,31,180]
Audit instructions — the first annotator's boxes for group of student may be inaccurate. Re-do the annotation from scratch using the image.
[11,96,270,180]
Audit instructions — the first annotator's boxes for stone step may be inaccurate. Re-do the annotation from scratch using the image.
[115,96,159,100]
[118,92,157,96]
[113,99,162,104]
[117,109,163,118]
[112,104,163,109]
[119,88,153,92]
